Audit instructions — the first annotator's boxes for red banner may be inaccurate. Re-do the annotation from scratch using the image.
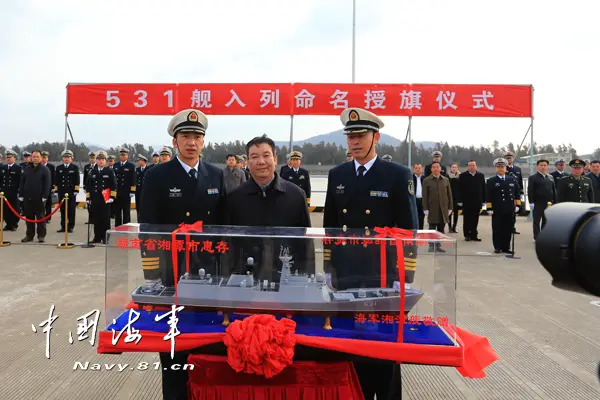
[66,83,532,118]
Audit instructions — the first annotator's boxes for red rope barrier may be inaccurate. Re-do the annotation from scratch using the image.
[3,198,65,223]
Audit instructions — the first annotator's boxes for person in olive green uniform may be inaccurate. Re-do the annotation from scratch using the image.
[556,159,594,203]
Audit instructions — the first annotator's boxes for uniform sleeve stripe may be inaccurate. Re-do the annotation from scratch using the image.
[404,265,417,271]
[142,257,160,261]
[142,265,160,270]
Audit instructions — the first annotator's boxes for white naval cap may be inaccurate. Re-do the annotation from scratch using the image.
[61,149,74,158]
[493,157,508,167]
[167,109,208,137]
[96,151,108,159]
[340,108,384,134]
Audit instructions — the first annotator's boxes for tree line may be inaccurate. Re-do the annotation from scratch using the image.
[1,140,598,166]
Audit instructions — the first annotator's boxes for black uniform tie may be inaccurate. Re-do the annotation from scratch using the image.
[357,165,366,179]
[189,168,197,182]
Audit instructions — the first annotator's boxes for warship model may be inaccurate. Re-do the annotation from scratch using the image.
[132,247,424,314]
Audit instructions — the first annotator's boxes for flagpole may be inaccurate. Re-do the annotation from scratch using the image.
[352,0,356,83]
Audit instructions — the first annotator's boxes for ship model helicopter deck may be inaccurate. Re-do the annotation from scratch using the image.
[132,246,425,318]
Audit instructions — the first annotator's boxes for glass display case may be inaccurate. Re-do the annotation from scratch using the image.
[102,224,457,356]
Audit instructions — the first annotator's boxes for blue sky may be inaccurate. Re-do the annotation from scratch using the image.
[0,0,598,154]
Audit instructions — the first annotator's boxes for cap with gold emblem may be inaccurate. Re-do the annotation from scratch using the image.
[432,151,442,157]
[160,147,172,156]
[107,155,116,161]
[493,157,508,167]
[152,151,160,157]
[41,151,49,157]
[167,109,208,137]
[23,151,31,157]
[569,158,585,168]
[235,155,243,163]
[61,150,74,158]
[88,151,96,157]
[555,159,565,165]
[5,149,17,157]
[290,151,303,160]
[240,154,247,161]
[137,154,147,162]
[340,108,384,134]
[504,151,515,158]
[119,147,129,154]
[96,151,107,159]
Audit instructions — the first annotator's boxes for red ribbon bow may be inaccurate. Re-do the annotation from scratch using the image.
[373,226,414,343]
[171,221,204,300]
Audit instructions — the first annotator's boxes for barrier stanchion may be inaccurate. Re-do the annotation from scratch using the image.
[57,194,75,249]
[0,192,11,247]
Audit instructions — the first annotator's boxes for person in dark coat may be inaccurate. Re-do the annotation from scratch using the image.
[550,159,569,181]
[139,108,226,400]
[556,159,594,203]
[83,151,97,225]
[424,150,447,177]
[85,151,116,243]
[0,150,22,231]
[54,150,80,233]
[134,154,149,220]
[504,151,524,203]
[323,107,418,400]
[40,151,55,223]
[527,159,557,241]
[486,158,520,253]
[447,163,460,233]
[585,160,600,203]
[458,160,486,241]
[225,135,313,280]
[280,154,292,175]
[113,148,136,226]
[280,151,311,204]
[412,163,425,229]
[18,150,51,242]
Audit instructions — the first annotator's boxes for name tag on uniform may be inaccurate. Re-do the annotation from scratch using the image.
[584,183,590,187]
[370,190,388,198]
[124,168,129,171]
[509,183,514,186]
[68,170,74,174]
[495,183,500,187]
[207,188,219,195]
[103,175,109,178]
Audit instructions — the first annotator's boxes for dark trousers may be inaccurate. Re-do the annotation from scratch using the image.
[45,191,53,221]
[492,212,514,251]
[415,198,425,230]
[114,194,131,226]
[532,202,548,240]
[59,193,76,230]
[135,194,141,221]
[160,351,190,400]
[428,222,445,249]
[91,198,111,242]
[2,192,19,228]
[24,199,46,239]
[448,200,459,230]
[354,361,395,400]
[462,206,481,239]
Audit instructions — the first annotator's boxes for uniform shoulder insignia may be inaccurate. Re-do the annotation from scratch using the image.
[408,180,414,195]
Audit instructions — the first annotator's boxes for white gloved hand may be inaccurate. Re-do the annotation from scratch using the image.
[529,204,534,212]
[448,209,453,216]
[86,200,91,205]
[106,198,114,203]
[488,210,493,215]
[424,210,429,215]
[457,202,463,207]
[42,198,47,202]
[515,207,520,213]
[481,203,486,209]
[520,195,525,202]
[130,193,135,198]
[18,197,23,202]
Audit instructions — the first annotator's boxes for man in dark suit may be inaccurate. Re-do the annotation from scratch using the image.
[424,150,447,177]
[280,151,311,204]
[527,159,557,241]
[83,151,96,225]
[486,158,520,253]
[139,108,226,400]
[458,160,486,241]
[225,135,313,279]
[412,163,425,229]
[323,107,418,400]
[550,159,569,181]
[40,151,55,223]
[280,154,291,175]
[585,160,600,203]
